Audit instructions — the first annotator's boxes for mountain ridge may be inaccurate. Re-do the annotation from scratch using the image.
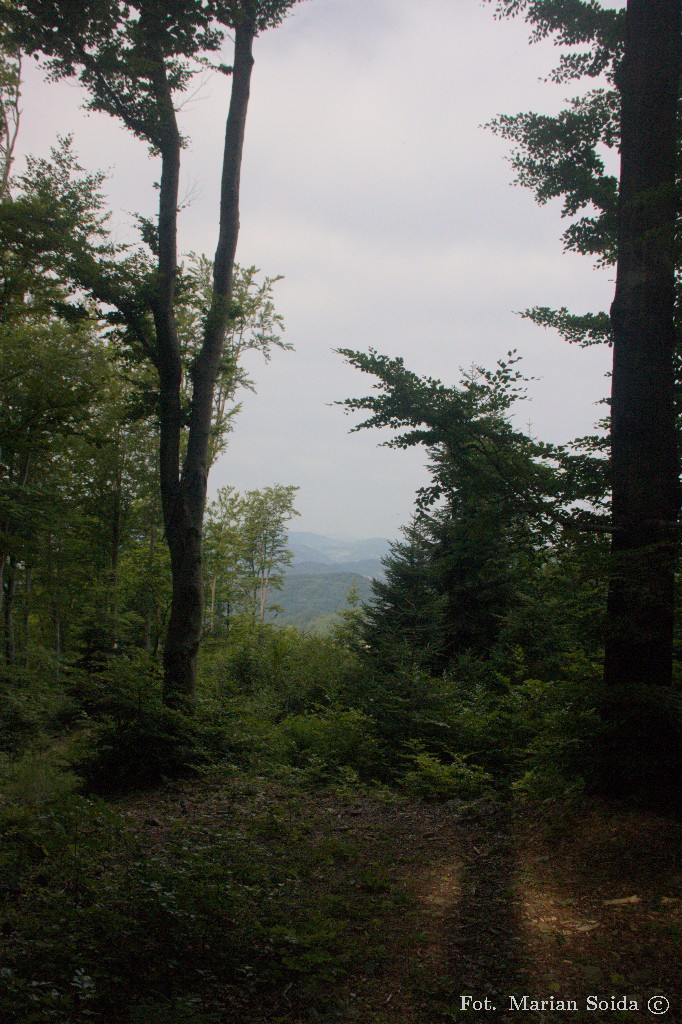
[287,531,390,579]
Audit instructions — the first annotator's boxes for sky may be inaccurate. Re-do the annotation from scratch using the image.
[16,0,621,540]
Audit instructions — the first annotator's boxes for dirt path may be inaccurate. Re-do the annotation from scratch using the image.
[122,776,682,1024]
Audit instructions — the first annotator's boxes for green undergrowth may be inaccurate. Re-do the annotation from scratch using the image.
[2,621,614,806]
[0,760,419,1024]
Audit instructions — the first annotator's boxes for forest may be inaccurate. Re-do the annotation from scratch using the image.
[1,1,681,1022]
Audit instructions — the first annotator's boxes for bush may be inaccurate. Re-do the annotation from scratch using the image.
[402,750,495,802]
[202,619,360,714]
[278,708,382,781]
[0,772,249,1023]
[510,677,601,802]
[79,705,205,792]
[73,656,205,791]
[0,661,73,754]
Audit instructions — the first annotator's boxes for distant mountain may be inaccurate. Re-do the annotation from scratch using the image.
[266,572,374,632]
[287,532,390,580]
[268,533,392,631]
[289,557,385,578]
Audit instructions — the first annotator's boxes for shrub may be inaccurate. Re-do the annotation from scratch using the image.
[73,656,205,791]
[402,751,495,802]
[510,677,601,802]
[0,661,73,754]
[277,708,382,780]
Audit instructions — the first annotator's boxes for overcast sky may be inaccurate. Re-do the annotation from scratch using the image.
[17,0,622,540]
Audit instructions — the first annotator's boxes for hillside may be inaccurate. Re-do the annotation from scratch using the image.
[286,532,389,579]
[265,532,390,630]
[267,571,374,631]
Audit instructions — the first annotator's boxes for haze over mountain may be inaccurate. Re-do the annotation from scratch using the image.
[268,532,391,630]
[286,532,390,579]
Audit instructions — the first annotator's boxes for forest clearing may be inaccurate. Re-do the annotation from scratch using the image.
[1,0,681,1021]
[3,763,680,1022]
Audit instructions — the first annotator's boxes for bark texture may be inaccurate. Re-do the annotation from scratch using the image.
[603,0,681,793]
[161,25,255,710]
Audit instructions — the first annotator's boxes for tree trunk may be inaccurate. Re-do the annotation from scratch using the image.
[209,573,217,633]
[603,0,681,795]
[161,24,255,710]
[53,603,61,682]
[144,522,156,654]
[3,555,17,665]
[23,565,31,668]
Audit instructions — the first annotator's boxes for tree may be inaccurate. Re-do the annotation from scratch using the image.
[361,518,447,675]
[604,1,680,692]
[601,0,681,796]
[203,484,299,625]
[8,0,302,709]
[487,0,682,795]
[339,349,565,664]
[238,485,299,621]
[203,486,244,634]
[0,315,107,665]
[0,37,20,200]
[0,139,113,667]
[177,258,291,470]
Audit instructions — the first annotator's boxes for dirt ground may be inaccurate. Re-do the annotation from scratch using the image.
[123,778,682,1024]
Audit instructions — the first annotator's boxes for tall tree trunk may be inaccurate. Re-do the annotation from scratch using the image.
[3,554,17,665]
[603,0,681,795]
[0,452,31,617]
[161,24,255,710]
[209,573,217,633]
[144,522,156,654]
[0,52,20,201]
[110,457,123,644]
[23,565,31,668]
[53,604,61,682]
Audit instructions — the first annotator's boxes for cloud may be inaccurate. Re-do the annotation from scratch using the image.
[16,0,616,538]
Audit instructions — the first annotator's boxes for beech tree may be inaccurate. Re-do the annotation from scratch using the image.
[604,1,680,692]
[488,0,682,794]
[238,484,299,622]
[0,40,20,200]
[204,483,299,626]
[9,0,301,709]
[203,486,244,633]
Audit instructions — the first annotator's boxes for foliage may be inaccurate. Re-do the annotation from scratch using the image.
[75,663,206,792]
[360,518,448,674]
[0,762,415,1024]
[194,613,612,803]
[204,484,299,626]
[278,708,381,782]
[486,0,624,84]
[484,0,623,387]
[339,347,606,533]
[7,2,302,144]
[339,349,608,682]
[488,89,619,263]
[402,750,495,802]
[0,663,73,754]
[178,258,291,467]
